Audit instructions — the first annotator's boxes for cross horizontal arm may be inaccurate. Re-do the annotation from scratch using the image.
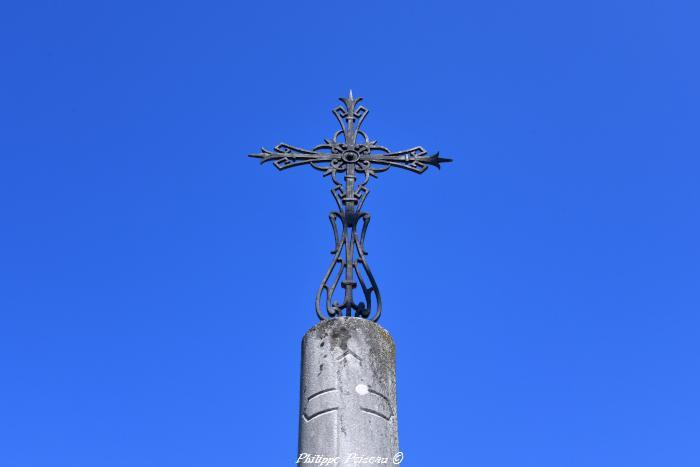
[361,147,452,174]
[249,143,335,171]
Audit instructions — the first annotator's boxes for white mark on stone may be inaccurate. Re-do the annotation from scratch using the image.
[355,384,369,396]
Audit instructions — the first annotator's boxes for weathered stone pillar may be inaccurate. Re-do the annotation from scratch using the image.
[298,317,399,466]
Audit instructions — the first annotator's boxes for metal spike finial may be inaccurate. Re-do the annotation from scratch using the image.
[249,94,451,321]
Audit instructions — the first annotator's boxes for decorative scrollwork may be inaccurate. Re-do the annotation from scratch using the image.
[250,91,452,321]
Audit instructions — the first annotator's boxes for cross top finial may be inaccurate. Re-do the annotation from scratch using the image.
[250,93,451,321]
[333,90,367,147]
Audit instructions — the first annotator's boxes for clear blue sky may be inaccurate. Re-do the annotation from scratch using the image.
[1,1,698,466]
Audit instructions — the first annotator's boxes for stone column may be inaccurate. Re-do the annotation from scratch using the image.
[298,317,399,466]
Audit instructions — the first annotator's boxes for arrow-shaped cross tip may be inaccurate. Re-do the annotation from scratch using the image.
[427,152,453,169]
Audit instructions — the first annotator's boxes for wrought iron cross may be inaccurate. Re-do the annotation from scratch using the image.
[250,92,451,321]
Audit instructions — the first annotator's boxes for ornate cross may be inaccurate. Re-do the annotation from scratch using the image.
[250,92,451,321]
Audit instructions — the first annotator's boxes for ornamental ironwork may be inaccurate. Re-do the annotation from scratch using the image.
[250,92,451,321]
